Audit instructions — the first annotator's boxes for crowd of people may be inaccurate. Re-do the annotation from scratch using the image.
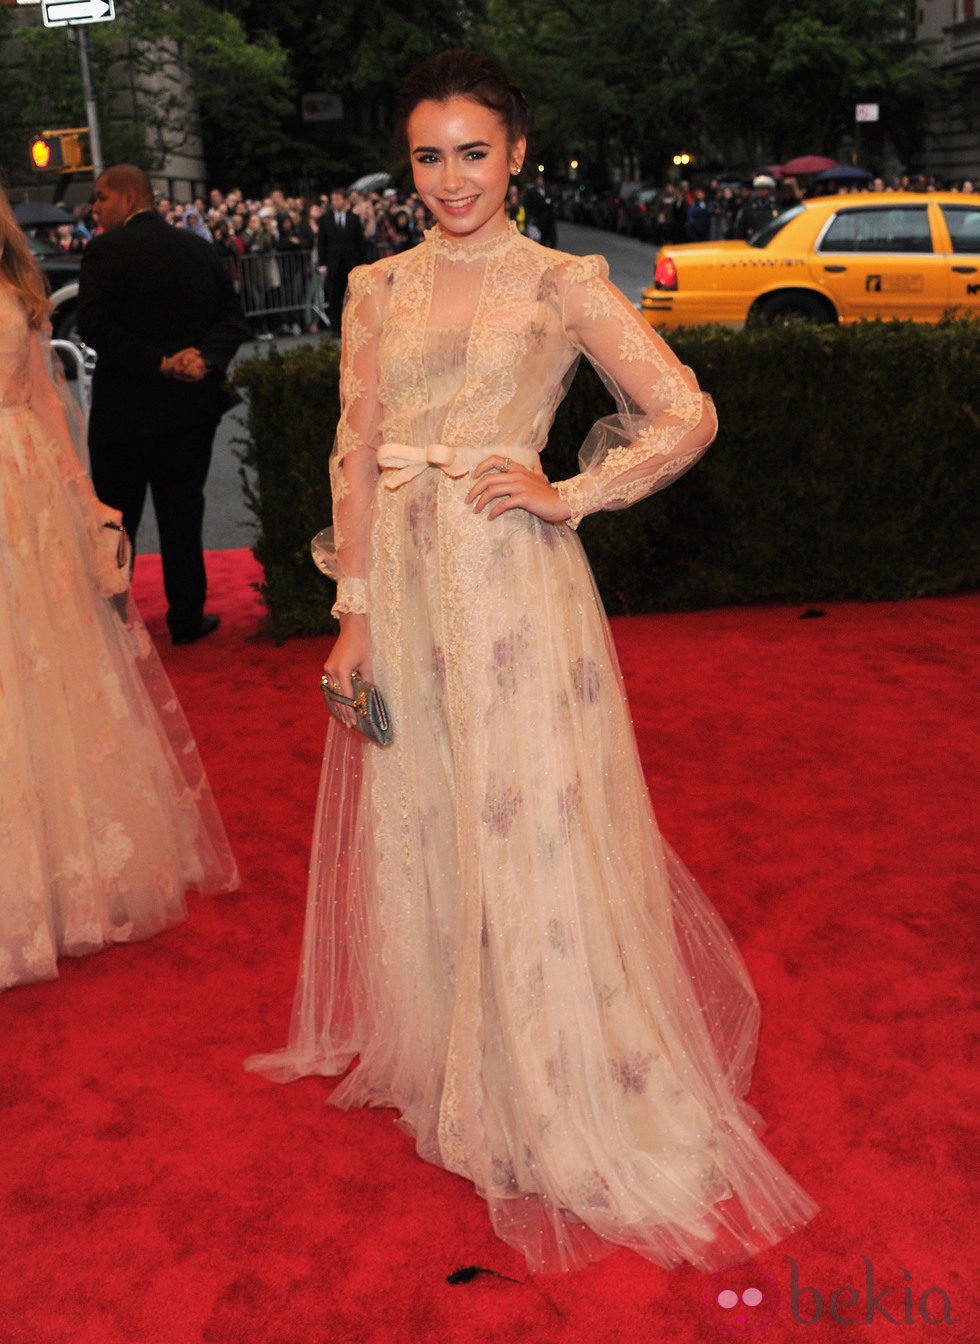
[44,184,435,337]
[40,177,560,338]
[627,170,978,245]
[45,167,977,303]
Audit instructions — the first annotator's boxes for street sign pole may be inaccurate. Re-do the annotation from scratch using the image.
[39,0,114,180]
[74,24,103,178]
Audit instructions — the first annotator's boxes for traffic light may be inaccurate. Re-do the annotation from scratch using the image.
[30,135,62,171]
[29,129,86,173]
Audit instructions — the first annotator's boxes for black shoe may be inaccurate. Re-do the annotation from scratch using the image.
[171,613,220,646]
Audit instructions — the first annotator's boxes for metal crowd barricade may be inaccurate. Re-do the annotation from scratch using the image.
[52,337,92,423]
[226,249,328,335]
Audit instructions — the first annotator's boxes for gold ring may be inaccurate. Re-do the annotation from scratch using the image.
[501,457,511,472]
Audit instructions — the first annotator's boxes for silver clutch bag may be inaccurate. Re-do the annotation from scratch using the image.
[99,520,131,596]
[320,671,393,746]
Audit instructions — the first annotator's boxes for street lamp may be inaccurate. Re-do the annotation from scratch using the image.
[670,152,694,184]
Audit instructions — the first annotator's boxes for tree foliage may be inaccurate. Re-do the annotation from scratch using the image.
[207,0,486,185]
[482,0,700,182]
[0,0,294,190]
[0,0,949,192]
[178,6,295,188]
[481,0,945,182]
[760,1,944,163]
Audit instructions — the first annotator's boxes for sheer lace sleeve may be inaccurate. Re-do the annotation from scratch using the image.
[311,266,385,616]
[552,256,717,529]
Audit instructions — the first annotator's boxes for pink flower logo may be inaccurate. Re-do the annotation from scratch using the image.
[702,1268,781,1334]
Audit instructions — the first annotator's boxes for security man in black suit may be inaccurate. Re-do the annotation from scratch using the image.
[317,188,365,341]
[734,174,780,241]
[78,164,249,644]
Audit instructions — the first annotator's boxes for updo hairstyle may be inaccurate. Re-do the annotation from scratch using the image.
[398,50,531,152]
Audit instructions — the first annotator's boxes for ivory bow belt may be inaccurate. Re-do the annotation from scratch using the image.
[377,443,538,491]
[378,443,468,490]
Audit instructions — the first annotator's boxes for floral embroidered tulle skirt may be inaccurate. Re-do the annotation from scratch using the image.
[0,404,238,992]
[247,468,817,1271]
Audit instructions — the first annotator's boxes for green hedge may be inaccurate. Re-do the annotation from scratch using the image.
[234,342,341,642]
[233,320,980,642]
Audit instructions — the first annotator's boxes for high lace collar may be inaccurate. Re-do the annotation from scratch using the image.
[424,220,520,260]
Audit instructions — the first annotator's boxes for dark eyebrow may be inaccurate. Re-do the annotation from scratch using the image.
[411,140,492,155]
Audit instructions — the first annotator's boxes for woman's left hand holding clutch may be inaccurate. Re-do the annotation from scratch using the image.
[92,498,131,596]
[94,499,123,529]
[323,614,372,731]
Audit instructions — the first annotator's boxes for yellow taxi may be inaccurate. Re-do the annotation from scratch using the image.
[641,192,980,328]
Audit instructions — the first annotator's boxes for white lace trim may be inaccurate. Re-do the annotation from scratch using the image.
[553,476,594,530]
[331,576,368,617]
[423,220,520,260]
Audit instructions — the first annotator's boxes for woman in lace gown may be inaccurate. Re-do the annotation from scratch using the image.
[0,187,239,992]
[247,52,817,1271]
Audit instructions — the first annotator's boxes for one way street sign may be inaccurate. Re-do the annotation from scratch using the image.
[42,0,114,26]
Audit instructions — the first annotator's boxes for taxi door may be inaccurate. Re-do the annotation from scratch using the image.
[936,202,980,317]
[811,204,949,321]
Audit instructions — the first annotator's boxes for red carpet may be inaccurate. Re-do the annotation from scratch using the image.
[1,550,975,1344]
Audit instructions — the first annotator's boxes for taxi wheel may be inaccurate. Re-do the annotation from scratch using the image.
[757,293,836,326]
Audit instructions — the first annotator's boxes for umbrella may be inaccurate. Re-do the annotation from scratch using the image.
[780,155,839,176]
[13,200,74,228]
[349,172,391,194]
[814,164,873,182]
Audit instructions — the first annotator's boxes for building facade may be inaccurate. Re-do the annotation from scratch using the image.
[917,0,980,181]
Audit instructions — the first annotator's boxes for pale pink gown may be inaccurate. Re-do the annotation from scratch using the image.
[248,225,816,1271]
[0,287,238,991]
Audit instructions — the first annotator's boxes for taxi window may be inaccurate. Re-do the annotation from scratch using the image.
[940,206,980,254]
[747,205,804,249]
[818,206,933,254]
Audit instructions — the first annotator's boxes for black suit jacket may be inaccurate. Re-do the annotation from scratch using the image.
[78,211,249,436]
[317,211,365,275]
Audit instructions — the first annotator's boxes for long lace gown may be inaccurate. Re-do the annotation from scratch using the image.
[247,224,817,1271]
[0,287,238,992]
